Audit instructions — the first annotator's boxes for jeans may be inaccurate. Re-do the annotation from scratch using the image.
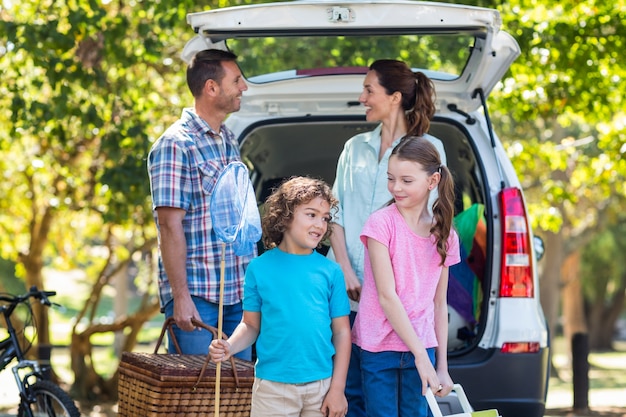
[164,296,252,360]
[346,311,366,417]
[360,348,436,417]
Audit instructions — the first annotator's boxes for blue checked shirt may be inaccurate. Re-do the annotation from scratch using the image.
[148,108,256,308]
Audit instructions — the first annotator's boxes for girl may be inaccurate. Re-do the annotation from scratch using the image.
[353,136,460,417]
[210,176,351,417]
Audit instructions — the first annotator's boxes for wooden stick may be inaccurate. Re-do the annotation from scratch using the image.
[215,242,226,417]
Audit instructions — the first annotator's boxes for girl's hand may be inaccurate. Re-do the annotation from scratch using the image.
[209,339,231,363]
[434,370,454,397]
[414,353,439,396]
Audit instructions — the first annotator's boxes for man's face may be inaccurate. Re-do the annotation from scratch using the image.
[215,60,248,114]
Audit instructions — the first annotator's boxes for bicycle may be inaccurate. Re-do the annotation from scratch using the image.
[0,286,81,417]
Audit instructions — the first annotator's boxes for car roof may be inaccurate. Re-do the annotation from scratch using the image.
[183,0,520,113]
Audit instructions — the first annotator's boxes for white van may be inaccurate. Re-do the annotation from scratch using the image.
[183,2,550,416]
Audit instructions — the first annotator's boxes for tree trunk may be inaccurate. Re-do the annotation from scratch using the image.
[561,251,589,413]
[587,268,626,351]
[561,252,588,340]
[113,264,129,357]
[70,300,161,401]
[539,232,563,339]
[70,331,108,401]
[69,237,159,402]
[18,205,56,348]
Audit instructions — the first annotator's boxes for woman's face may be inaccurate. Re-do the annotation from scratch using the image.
[358,70,399,123]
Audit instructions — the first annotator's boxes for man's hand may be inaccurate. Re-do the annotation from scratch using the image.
[173,295,201,331]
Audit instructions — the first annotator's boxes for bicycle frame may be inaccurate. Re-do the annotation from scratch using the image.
[0,334,18,369]
[13,360,44,406]
[1,307,28,368]
[0,287,80,417]
[1,290,49,416]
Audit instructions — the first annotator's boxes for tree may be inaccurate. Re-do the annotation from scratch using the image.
[488,0,626,350]
[581,220,626,350]
[0,0,277,401]
[2,0,625,405]
[0,0,196,398]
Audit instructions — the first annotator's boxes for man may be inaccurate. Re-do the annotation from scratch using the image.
[148,49,253,358]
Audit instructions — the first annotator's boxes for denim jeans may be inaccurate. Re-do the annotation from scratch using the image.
[164,296,252,360]
[360,348,436,417]
[346,312,366,417]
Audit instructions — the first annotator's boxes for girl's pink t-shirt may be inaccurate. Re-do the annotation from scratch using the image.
[353,204,460,352]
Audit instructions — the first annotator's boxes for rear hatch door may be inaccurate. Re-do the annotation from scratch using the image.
[183,0,520,114]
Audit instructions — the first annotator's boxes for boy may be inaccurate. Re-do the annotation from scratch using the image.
[210,176,351,417]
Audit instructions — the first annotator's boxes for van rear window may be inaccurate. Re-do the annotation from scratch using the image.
[226,33,474,83]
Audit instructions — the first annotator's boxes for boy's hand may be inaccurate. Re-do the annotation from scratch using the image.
[320,386,348,417]
[208,339,231,363]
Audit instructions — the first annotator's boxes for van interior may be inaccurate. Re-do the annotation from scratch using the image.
[240,117,488,352]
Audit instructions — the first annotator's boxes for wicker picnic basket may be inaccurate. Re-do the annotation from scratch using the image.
[118,318,254,416]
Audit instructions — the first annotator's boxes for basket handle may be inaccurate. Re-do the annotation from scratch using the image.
[155,317,242,389]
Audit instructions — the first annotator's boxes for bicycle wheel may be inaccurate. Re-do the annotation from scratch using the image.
[17,379,81,417]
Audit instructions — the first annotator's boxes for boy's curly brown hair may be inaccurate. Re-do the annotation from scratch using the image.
[262,176,338,249]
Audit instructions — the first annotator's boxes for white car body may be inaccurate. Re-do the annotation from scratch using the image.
[184,2,550,416]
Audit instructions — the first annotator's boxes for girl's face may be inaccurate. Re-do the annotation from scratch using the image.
[281,196,331,255]
[387,155,438,210]
[359,70,399,122]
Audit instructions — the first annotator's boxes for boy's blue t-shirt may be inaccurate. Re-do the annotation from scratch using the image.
[243,247,350,384]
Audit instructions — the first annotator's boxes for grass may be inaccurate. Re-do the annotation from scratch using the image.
[546,337,626,415]
[44,268,163,347]
[3,268,625,415]
[2,334,626,416]
[1,267,163,384]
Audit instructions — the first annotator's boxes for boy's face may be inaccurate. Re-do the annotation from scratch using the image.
[280,197,331,255]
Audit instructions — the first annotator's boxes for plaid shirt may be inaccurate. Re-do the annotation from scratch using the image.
[147,108,256,308]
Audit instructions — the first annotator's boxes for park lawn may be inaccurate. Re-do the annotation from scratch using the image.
[547,337,626,411]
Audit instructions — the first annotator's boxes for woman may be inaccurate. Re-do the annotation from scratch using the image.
[328,59,446,417]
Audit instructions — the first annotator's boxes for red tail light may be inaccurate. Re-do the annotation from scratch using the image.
[501,342,540,353]
[499,187,534,297]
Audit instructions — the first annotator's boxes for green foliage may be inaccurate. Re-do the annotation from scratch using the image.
[485,0,626,243]
[0,0,625,378]
[0,258,26,295]
[231,33,472,78]
[581,226,624,303]
[0,0,195,268]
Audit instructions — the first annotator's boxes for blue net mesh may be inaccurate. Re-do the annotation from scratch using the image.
[209,161,262,256]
